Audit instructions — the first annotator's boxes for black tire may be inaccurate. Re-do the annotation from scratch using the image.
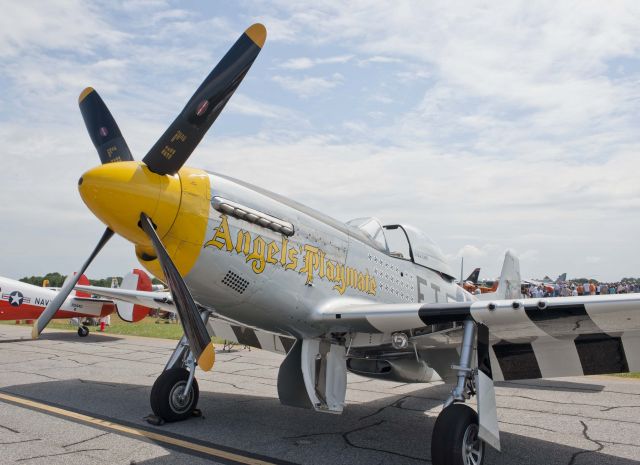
[150,368,199,422]
[431,403,484,465]
[78,326,89,337]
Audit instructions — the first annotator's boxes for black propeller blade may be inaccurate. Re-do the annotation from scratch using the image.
[139,213,214,371]
[142,23,266,175]
[32,228,114,338]
[79,87,134,164]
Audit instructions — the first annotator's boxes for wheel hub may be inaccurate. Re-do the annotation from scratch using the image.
[169,381,192,414]
[462,423,484,465]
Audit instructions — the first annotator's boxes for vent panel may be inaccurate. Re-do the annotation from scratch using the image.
[222,271,250,294]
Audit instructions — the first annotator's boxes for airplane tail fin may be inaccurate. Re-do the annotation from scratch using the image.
[116,269,153,322]
[465,267,481,285]
[476,251,522,300]
[62,273,91,297]
[556,272,567,283]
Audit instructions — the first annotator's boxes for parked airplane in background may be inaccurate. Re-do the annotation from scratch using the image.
[522,273,567,294]
[30,23,640,465]
[461,268,500,295]
[0,270,153,336]
[461,267,480,289]
[1,274,113,336]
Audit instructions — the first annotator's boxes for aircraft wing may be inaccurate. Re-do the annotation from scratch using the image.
[320,294,640,338]
[321,294,640,381]
[74,285,176,312]
[319,301,471,333]
[70,296,113,303]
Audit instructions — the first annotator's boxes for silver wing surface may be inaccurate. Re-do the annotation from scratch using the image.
[321,294,640,382]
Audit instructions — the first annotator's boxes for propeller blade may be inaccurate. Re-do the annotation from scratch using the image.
[142,23,266,175]
[78,87,134,164]
[139,213,214,371]
[32,228,114,339]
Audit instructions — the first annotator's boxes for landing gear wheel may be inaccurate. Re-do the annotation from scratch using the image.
[150,368,199,422]
[77,326,89,337]
[431,403,484,465]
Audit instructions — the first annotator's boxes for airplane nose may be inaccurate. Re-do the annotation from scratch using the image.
[78,162,211,279]
[78,161,182,246]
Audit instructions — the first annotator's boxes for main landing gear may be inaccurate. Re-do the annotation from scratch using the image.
[148,311,210,423]
[432,404,483,465]
[150,366,200,422]
[77,325,89,337]
[431,319,486,465]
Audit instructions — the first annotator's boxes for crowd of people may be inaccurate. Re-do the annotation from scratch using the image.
[524,281,639,298]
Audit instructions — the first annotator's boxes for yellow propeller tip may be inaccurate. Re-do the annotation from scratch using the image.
[245,23,266,48]
[78,87,95,104]
[31,323,39,340]
[198,342,216,372]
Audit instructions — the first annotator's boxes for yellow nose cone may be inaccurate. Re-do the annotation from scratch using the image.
[78,161,182,246]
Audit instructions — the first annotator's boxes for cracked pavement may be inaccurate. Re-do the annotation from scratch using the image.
[0,325,639,464]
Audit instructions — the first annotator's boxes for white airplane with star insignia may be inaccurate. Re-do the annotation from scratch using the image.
[0,273,115,337]
[0,270,153,337]
[31,23,640,465]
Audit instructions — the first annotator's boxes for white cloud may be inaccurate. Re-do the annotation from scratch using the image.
[2,1,640,283]
[518,249,541,263]
[226,93,301,120]
[369,94,394,104]
[358,56,403,66]
[451,244,492,260]
[272,73,344,97]
[279,54,353,70]
[0,0,127,58]
[261,1,640,148]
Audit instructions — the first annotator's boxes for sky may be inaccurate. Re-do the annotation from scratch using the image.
[1,0,640,282]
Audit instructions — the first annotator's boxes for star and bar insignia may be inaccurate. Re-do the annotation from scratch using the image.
[1,291,31,307]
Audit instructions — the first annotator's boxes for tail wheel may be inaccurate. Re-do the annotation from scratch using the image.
[431,403,485,465]
[150,368,199,422]
[78,326,89,337]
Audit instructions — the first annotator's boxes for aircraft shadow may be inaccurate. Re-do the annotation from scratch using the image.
[0,330,125,344]
[496,378,606,393]
[39,331,124,343]
[1,378,636,465]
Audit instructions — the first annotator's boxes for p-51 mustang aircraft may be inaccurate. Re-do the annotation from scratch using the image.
[31,23,640,465]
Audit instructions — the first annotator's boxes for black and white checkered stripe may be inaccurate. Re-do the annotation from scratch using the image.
[469,296,640,381]
[206,318,295,354]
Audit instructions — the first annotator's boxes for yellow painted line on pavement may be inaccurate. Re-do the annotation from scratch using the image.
[0,391,278,465]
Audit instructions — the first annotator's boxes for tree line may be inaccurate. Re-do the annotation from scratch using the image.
[19,272,163,287]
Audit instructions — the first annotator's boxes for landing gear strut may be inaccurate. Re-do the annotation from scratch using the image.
[77,325,89,337]
[149,310,210,423]
[431,319,485,465]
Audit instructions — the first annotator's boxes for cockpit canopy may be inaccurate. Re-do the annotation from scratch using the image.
[346,217,389,251]
[346,217,455,279]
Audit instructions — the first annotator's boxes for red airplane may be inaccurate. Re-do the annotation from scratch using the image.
[0,270,152,336]
[461,268,499,294]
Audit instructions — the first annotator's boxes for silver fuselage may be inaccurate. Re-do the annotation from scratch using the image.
[182,172,470,338]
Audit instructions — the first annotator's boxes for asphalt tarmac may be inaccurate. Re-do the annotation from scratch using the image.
[0,324,639,465]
